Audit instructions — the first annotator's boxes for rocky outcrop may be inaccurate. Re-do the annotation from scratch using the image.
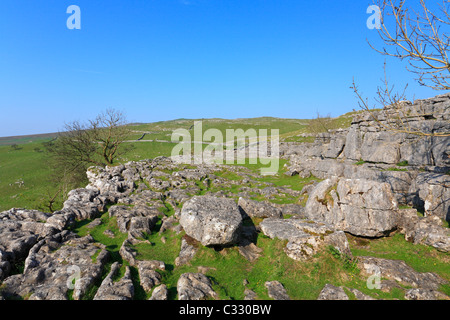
[343,94,450,167]
[0,96,448,302]
[0,233,109,300]
[305,177,399,237]
[0,209,60,281]
[284,93,450,224]
[180,196,243,247]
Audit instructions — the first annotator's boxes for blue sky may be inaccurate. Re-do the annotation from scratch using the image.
[0,0,440,136]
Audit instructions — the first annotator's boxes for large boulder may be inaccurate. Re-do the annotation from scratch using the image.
[180,196,243,246]
[305,177,400,237]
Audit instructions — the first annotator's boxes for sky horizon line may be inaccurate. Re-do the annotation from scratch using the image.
[0,1,443,137]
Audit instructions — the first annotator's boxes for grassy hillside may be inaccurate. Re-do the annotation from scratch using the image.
[0,116,324,212]
[0,112,360,212]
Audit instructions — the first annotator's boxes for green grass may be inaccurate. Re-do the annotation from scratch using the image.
[126,223,450,300]
[130,226,353,300]
[397,160,409,167]
[348,233,450,297]
[0,141,60,211]
[386,167,408,172]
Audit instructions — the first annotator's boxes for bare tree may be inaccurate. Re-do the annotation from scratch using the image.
[352,63,450,137]
[88,109,132,165]
[308,112,333,134]
[42,109,134,211]
[369,0,450,90]
[47,109,132,169]
[351,1,450,137]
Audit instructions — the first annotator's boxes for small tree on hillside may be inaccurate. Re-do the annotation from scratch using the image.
[43,109,133,212]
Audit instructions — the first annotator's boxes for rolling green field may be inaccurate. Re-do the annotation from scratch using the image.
[0,117,320,212]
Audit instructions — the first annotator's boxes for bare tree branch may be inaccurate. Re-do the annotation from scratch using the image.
[368,0,450,90]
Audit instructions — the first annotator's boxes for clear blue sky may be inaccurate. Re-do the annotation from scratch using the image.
[0,0,439,137]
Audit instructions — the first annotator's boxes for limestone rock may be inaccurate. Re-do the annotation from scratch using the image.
[260,218,352,260]
[0,209,60,280]
[398,210,450,252]
[62,188,102,220]
[137,260,165,292]
[180,196,243,246]
[317,284,349,300]
[405,288,450,300]
[94,262,134,300]
[305,177,400,237]
[177,272,218,300]
[238,197,283,219]
[358,256,447,290]
[149,284,169,300]
[1,234,109,300]
[175,237,198,266]
[265,281,290,300]
[119,239,137,266]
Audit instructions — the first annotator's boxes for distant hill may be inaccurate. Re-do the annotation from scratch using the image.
[0,132,58,146]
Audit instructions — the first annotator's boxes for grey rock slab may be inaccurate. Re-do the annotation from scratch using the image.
[177,272,218,300]
[358,256,447,290]
[1,234,109,300]
[149,284,169,300]
[94,262,134,300]
[238,197,283,219]
[265,281,290,300]
[317,284,349,300]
